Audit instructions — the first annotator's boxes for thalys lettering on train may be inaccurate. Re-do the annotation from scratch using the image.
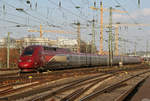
[18,45,141,72]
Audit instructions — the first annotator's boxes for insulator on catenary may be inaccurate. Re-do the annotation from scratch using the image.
[3,4,5,11]
[26,0,30,4]
[59,1,61,7]
[94,2,96,7]
[30,3,32,9]
[138,0,140,8]
[3,4,6,15]
[35,2,37,9]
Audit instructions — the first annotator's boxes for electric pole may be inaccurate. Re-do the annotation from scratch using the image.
[115,25,119,56]
[106,23,150,56]
[7,32,10,68]
[146,40,149,57]
[99,1,103,55]
[91,19,96,54]
[124,41,126,55]
[134,42,137,56]
[108,7,113,67]
[77,22,81,53]
[90,2,127,55]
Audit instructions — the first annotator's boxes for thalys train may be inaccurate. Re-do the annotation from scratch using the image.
[18,45,141,72]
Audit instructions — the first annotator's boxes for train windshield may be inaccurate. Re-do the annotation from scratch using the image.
[22,47,34,56]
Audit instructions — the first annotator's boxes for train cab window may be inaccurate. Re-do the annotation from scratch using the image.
[44,47,56,51]
[44,47,48,50]
[53,48,56,51]
[22,47,34,56]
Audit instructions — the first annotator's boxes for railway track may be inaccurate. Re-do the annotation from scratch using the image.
[28,73,116,101]
[17,69,150,101]
[0,72,19,78]
[79,70,150,101]
[0,68,18,71]
[0,73,113,101]
[51,69,150,101]
[0,66,112,98]
[0,64,149,101]
[0,66,106,86]
[0,64,148,86]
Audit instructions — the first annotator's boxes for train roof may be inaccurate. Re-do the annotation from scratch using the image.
[25,45,71,52]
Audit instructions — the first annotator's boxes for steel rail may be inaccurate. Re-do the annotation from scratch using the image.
[114,76,148,101]
[80,70,150,101]
[0,65,148,101]
[28,74,116,101]
[0,73,107,101]
[60,75,114,101]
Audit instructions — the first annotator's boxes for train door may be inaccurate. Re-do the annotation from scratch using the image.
[86,54,89,66]
[89,55,92,66]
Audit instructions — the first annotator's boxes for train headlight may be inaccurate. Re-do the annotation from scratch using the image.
[27,59,32,62]
[18,59,22,62]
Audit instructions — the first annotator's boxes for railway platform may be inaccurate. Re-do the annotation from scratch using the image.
[131,77,150,101]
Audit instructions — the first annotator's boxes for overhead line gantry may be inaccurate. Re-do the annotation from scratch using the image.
[90,2,127,55]
[105,23,150,56]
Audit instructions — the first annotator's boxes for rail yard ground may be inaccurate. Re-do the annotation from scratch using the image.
[0,64,149,101]
[0,0,150,101]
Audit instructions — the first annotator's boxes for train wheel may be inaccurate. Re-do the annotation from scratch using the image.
[37,67,44,73]
[47,69,52,73]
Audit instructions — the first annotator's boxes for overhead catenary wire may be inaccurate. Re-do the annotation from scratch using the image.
[47,0,91,23]
[17,0,55,23]
[0,10,41,24]
[0,0,53,26]
[1,0,93,31]
[16,0,80,33]
[68,0,86,17]
[0,18,24,25]
[0,0,74,37]
[113,0,139,24]
[0,0,147,51]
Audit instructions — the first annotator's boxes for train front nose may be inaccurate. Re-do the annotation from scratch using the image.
[18,56,34,69]
[18,46,36,70]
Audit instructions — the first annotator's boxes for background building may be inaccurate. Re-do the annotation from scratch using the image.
[57,37,78,52]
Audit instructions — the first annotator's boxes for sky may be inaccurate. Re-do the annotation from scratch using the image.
[0,0,150,53]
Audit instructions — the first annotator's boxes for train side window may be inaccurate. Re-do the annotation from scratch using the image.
[49,47,56,51]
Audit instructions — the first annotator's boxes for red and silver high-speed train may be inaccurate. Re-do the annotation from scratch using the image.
[18,45,141,72]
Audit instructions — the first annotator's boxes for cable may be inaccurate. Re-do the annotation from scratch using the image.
[47,0,90,22]
[0,18,24,25]
[17,0,55,24]
[1,0,52,25]
[71,1,92,23]
[2,0,75,37]
[113,0,139,24]
[0,10,41,24]
[16,0,79,33]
